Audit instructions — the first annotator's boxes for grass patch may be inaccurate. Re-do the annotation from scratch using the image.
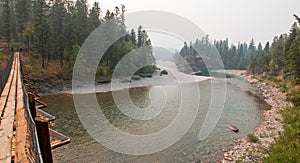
[263,87,300,162]
[287,89,300,106]
[247,133,259,143]
[258,77,265,82]
[264,106,300,163]
[279,86,287,92]
[248,68,300,162]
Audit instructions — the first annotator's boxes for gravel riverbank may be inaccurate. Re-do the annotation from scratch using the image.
[222,70,292,162]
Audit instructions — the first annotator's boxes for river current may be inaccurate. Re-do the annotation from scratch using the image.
[42,66,268,162]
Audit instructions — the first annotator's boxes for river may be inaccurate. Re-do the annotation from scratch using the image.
[41,65,268,162]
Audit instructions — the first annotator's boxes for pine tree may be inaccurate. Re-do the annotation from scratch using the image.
[137,25,143,48]
[15,0,32,42]
[130,29,137,45]
[74,0,88,45]
[88,2,101,33]
[285,22,300,83]
[1,0,11,48]
[34,0,51,68]
[264,42,270,52]
[50,0,67,64]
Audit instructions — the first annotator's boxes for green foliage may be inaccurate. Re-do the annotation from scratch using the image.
[15,0,31,41]
[0,1,156,81]
[287,89,300,106]
[177,40,209,75]
[258,76,266,82]
[249,15,300,84]
[177,36,262,75]
[264,23,300,160]
[120,79,131,83]
[70,44,80,65]
[160,70,168,76]
[135,66,156,75]
[263,107,300,163]
[139,73,153,78]
[0,0,11,47]
[145,74,153,78]
[34,0,51,68]
[131,76,141,81]
[247,133,259,143]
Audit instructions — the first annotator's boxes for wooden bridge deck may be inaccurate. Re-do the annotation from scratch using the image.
[0,52,70,163]
[0,52,28,162]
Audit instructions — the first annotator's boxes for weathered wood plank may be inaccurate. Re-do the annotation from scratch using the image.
[14,52,30,163]
[0,54,16,118]
[0,53,18,163]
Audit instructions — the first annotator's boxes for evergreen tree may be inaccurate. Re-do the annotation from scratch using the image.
[50,0,67,63]
[257,42,263,52]
[264,42,270,52]
[74,0,88,45]
[34,0,51,68]
[284,22,300,83]
[88,2,101,33]
[15,0,32,41]
[137,25,143,47]
[1,0,11,48]
[130,29,137,45]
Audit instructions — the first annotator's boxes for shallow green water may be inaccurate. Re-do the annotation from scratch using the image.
[42,76,267,162]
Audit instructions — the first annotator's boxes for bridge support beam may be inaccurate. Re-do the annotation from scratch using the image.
[35,118,53,163]
[28,92,36,118]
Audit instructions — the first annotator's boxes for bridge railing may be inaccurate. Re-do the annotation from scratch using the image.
[20,53,43,163]
[23,85,43,162]
[0,52,14,94]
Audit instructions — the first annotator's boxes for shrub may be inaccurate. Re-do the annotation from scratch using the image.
[139,74,146,78]
[160,70,168,76]
[279,86,287,93]
[264,106,300,163]
[145,74,153,78]
[120,79,131,83]
[247,133,259,143]
[287,89,300,106]
[131,76,141,81]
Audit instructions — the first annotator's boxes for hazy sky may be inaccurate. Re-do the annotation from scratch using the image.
[88,0,300,46]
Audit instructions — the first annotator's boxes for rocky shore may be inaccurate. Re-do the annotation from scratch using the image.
[32,62,212,96]
[222,70,293,162]
[32,80,72,96]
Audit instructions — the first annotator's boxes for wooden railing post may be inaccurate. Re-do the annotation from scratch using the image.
[28,92,36,118]
[35,118,53,163]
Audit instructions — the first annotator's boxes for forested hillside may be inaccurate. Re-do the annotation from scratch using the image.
[249,15,300,85]
[0,0,156,81]
[255,15,300,163]
[178,15,299,85]
[177,36,269,71]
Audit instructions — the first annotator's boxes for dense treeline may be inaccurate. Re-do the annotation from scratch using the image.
[249,15,300,85]
[256,15,300,163]
[0,0,155,78]
[178,16,299,83]
[177,35,266,74]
